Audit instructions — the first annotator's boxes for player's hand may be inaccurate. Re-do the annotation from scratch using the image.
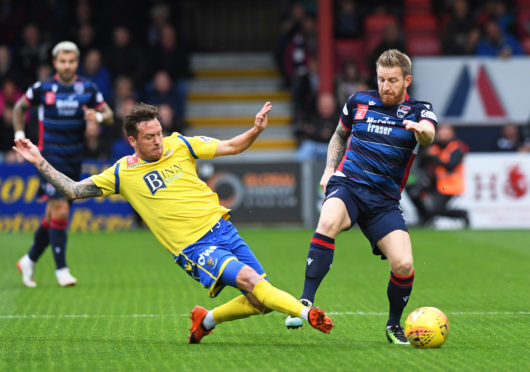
[404,119,435,146]
[254,101,272,132]
[320,167,335,193]
[83,105,99,125]
[403,119,423,134]
[12,138,44,165]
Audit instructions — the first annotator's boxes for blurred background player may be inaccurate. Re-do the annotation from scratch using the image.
[285,49,437,344]
[14,41,113,287]
[12,102,334,342]
[407,124,469,227]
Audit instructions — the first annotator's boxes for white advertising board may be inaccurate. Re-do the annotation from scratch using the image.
[460,153,530,228]
[412,57,530,125]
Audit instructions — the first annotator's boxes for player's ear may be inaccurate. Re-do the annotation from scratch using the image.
[404,75,412,88]
[128,136,136,148]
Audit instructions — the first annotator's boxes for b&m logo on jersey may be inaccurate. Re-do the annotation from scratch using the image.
[143,170,167,195]
[397,104,411,118]
[45,92,56,105]
[355,104,368,120]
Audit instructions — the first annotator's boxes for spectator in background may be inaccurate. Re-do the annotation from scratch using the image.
[159,103,185,136]
[109,76,138,141]
[36,63,53,81]
[105,26,145,88]
[476,20,523,57]
[83,121,108,160]
[0,77,22,118]
[79,48,112,101]
[291,56,319,124]
[490,0,516,35]
[0,103,16,163]
[476,0,516,36]
[110,97,135,162]
[494,124,521,152]
[149,24,191,120]
[147,3,171,46]
[406,124,469,227]
[441,0,478,55]
[143,70,180,115]
[0,45,21,85]
[275,2,307,88]
[335,60,369,104]
[15,24,50,87]
[295,92,338,161]
[283,14,318,121]
[334,0,362,38]
[368,23,405,80]
[76,24,98,57]
[0,78,19,162]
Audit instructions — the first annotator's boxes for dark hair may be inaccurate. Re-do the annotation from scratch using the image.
[124,103,160,138]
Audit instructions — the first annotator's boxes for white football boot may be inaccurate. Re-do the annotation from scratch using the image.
[16,254,37,288]
[56,267,77,287]
[285,299,312,329]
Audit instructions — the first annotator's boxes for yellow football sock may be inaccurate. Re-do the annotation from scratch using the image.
[212,295,262,323]
[251,280,305,318]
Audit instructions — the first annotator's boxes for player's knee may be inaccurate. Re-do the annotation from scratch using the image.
[392,260,414,277]
[316,215,342,236]
[49,201,69,220]
[235,266,262,292]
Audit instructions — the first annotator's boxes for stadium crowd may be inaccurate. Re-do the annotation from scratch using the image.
[0,0,190,163]
[1,0,530,163]
[279,0,530,157]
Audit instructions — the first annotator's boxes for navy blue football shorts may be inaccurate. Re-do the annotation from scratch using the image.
[325,176,408,259]
[174,218,267,298]
[37,178,67,200]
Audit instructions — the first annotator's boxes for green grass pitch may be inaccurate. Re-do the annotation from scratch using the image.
[1,228,529,371]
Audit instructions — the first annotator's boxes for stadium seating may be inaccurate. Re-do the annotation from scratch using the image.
[334,38,366,73]
[516,0,530,10]
[406,35,442,56]
[403,14,438,37]
[364,14,399,37]
[404,0,432,14]
[517,10,530,38]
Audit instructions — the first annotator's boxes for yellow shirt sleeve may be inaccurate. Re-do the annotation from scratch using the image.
[170,133,219,159]
[90,162,119,196]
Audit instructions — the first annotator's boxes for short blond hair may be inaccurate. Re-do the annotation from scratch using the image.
[376,49,412,77]
[52,41,80,59]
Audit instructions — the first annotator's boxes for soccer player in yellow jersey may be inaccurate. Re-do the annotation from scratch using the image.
[13,101,334,343]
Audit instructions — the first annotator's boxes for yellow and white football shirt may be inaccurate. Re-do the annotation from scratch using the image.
[90,133,230,256]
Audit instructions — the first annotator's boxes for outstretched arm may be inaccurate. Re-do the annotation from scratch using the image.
[12,139,103,200]
[404,119,435,146]
[215,101,272,156]
[320,124,350,192]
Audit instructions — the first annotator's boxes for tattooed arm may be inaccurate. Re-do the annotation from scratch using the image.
[320,124,351,193]
[12,138,103,200]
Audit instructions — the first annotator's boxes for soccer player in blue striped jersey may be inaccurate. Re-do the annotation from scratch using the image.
[285,49,437,344]
[12,102,334,343]
[14,41,114,288]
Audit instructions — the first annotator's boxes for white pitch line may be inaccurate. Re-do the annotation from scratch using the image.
[0,311,528,320]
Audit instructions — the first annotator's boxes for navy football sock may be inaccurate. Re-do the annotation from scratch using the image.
[300,233,335,304]
[28,218,50,262]
[387,271,414,326]
[50,218,68,270]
